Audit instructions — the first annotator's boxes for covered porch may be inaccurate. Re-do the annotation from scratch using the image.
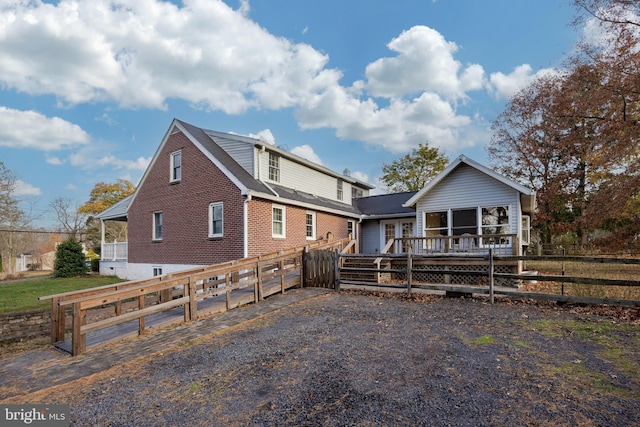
[95,195,132,278]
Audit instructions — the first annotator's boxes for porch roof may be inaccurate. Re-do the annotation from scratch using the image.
[353,191,417,218]
[95,194,132,221]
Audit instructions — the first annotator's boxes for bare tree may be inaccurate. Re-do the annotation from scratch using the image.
[490,0,640,250]
[0,162,29,274]
[49,197,89,241]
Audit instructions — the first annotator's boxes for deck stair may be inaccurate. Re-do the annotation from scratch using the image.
[339,256,380,283]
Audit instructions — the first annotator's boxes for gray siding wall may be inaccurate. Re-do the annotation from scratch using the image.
[215,138,255,175]
[415,164,522,236]
[361,220,382,253]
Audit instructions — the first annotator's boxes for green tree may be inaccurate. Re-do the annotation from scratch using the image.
[381,143,448,193]
[53,237,88,277]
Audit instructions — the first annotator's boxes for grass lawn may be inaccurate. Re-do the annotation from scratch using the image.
[0,275,125,314]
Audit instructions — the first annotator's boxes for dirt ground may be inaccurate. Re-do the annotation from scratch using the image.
[3,290,640,426]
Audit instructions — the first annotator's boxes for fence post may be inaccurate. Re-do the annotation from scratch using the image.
[302,247,308,288]
[50,297,62,343]
[334,249,340,291]
[187,277,197,321]
[407,245,413,294]
[257,259,264,301]
[489,248,494,304]
[72,302,86,356]
[138,295,145,335]
[560,248,566,296]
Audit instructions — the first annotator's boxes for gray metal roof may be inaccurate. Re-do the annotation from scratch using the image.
[176,120,274,194]
[95,194,132,221]
[270,184,361,216]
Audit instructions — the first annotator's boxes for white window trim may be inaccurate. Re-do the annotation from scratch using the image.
[423,211,449,237]
[272,204,286,238]
[479,205,511,247]
[209,202,224,238]
[268,153,280,182]
[153,211,163,241]
[337,179,343,201]
[347,220,355,240]
[170,150,182,183]
[305,211,316,240]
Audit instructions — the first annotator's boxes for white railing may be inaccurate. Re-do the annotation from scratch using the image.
[102,242,128,260]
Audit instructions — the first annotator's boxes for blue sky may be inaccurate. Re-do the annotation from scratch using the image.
[1,0,580,228]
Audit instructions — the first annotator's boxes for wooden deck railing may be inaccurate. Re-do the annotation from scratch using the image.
[40,237,353,356]
[392,234,519,256]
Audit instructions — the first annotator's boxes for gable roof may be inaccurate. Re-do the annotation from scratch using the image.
[126,119,371,219]
[402,155,536,213]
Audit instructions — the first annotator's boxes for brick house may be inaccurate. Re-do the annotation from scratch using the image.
[97,120,535,280]
[98,119,373,280]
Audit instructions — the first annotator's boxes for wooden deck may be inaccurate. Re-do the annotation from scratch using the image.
[55,272,300,354]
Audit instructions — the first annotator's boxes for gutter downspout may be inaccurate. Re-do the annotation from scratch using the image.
[243,193,251,258]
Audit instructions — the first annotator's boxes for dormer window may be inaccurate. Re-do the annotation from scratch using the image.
[268,153,280,182]
[170,150,182,182]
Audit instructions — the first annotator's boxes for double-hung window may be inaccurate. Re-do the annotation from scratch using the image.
[424,211,448,237]
[481,206,510,244]
[170,151,182,182]
[153,211,163,241]
[305,211,316,240]
[337,180,343,201]
[268,153,280,182]
[209,202,224,238]
[272,205,285,238]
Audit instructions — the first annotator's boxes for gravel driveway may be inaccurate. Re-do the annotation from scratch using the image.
[9,290,640,426]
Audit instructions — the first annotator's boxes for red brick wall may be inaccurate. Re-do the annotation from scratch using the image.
[128,131,245,265]
[246,198,352,257]
[128,129,358,264]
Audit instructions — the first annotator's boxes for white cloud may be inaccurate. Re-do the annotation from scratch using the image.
[363,26,486,100]
[0,2,523,155]
[0,107,90,150]
[290,144,323,165]
[248,129,276,145]
[96,155,151,171]
[69,148,150,173]
[351,171,369,184]
[296,85,471,153]
[14,179,42,196]
[489,65,559,100]
[0,0,336,114]
[45,155,64,165]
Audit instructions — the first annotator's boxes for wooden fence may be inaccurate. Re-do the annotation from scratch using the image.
[40,238,354,356]
[339,249,640,308]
